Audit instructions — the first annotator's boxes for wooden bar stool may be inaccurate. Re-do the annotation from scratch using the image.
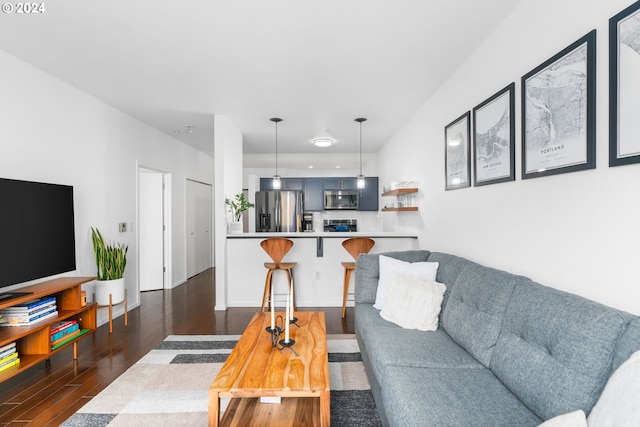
[341,237,375,318]
[260,238,297,312]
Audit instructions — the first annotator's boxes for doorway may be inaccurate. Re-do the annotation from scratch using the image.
[138,167,170,291]
[186,179,213,278]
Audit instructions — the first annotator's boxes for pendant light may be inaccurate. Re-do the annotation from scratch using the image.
[355,117,367,189]
[270,117,282,189]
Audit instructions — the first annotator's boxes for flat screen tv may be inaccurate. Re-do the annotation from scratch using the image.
[0,178,76,295]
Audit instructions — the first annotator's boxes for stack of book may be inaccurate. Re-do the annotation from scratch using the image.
[0,342,19,373]
[50,320,80,349]
[0,296,58,327]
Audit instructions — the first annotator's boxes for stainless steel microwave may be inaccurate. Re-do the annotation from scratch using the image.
[324,190,358,210]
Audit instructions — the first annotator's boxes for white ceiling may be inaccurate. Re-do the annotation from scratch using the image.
[0,0,521,167]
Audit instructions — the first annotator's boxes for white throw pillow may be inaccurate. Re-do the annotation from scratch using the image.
[374,255,439,310]
[587,349,640,427]
[537,410,587,427]
[379,273,446,331]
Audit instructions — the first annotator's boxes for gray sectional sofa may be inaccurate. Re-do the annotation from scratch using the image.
[354,250,640,426]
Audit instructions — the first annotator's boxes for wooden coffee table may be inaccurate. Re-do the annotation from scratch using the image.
[208,311,330,427]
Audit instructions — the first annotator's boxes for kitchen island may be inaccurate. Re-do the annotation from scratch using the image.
[226,231,418,308]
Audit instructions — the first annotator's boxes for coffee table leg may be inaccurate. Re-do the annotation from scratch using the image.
[320,390,330,427]
[208,389,220,427]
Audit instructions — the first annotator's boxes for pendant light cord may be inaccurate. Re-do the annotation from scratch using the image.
[270,118,282,178]
[359,121,363,176]
[355,117,367,177]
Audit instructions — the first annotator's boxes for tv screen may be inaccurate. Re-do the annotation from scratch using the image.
[0,178,76,288]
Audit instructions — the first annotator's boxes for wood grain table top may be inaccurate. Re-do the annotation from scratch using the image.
[210,311,329,396]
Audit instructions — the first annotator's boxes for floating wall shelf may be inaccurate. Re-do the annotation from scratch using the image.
[381,187,419,212]
[381,188,419,197]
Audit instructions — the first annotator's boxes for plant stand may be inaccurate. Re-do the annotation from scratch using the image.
[96,289,128,333]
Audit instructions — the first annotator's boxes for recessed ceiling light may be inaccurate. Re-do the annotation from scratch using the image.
[336,165,341,168]
[313,137,335,147]
[308,165,314,168]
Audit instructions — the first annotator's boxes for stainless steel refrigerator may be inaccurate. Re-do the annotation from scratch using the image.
[255,190,303,232]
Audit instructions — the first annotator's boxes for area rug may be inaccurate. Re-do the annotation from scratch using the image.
[61,334,381,427]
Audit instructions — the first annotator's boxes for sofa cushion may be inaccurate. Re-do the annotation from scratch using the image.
[380,365,541,427]
[538,411,587,427]
[379,274,446,331]
[490,280,629,420]
[610,317,640,374]
[355,250,430,304]
[374,255,439,310]
[426,252,477,312]
[366,327,484,380]
[442,263,521,367]
[587,350,640,426]
[354,303,391,356]
[355,303,483,377]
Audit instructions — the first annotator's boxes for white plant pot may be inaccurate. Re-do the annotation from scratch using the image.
[228,221,243,234]
[95,278,126,305]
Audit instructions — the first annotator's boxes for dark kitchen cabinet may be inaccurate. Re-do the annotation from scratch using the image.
[281,178,303,190]
[259,177,272,190]
[357,177,379,211]
[303,178,323,211]
[259,177,303,191]
[323,178,357,190]
[259,176,378,211]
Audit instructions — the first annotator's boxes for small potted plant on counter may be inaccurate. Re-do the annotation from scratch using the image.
[91,227,128,305]
[225,192,254,234]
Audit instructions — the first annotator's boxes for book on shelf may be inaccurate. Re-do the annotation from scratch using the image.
[0,346,17,360]
[0,302,57,318]
[51,329,90,350]
[0,358,20,373]
[0,296,56,311]
[51,324,80,343]
[51,328,81,346]
[1,306,57,324]
[50,319,78,335]
[0,351,18,367]
[0,309,58,327]
[0,342,16,354]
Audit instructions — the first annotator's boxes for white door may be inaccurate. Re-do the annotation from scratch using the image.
[139,170,164,291]
[187,179,212,278]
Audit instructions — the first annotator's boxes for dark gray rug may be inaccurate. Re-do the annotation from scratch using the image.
[61,334,381,426]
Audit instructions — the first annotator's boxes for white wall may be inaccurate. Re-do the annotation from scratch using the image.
[0,51,215,324]
[214,115,243,310]
[378,0,640,315]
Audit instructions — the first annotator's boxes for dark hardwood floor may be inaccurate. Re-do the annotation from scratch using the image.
[0,269,355,426]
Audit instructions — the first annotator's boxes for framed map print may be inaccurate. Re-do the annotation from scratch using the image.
[473,83,515,186]
[610,1,640,167]
[521,30,596,179]
[444,112,471,190]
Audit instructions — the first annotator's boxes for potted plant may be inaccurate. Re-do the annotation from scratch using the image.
[225,192,255,233]
[91,227,128,305]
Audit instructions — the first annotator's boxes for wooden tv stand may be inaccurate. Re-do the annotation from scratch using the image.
[0,277,97,383]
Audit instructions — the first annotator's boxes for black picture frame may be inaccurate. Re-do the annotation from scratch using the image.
[472,83,516,186]
[521,30,596,179]
[609,1,640,167]
[444,111,471,191]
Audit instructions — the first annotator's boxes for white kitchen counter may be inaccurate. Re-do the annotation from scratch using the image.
[227,231,418,238]
[225,231,418,308]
